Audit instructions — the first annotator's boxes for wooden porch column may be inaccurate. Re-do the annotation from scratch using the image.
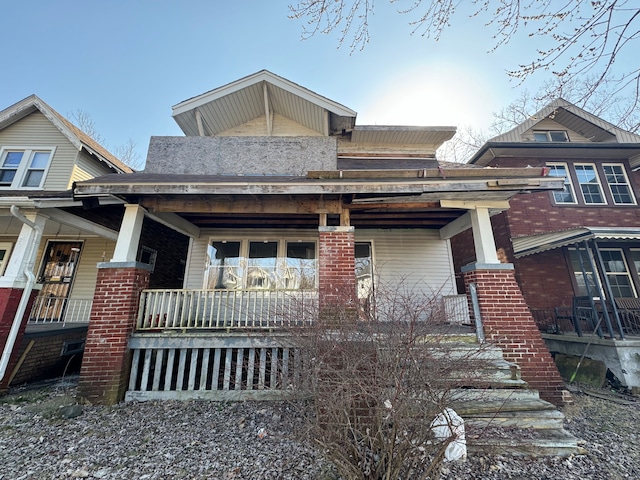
[0,212,46,393]
[469,207,499,264]
[318,226,357,317]
[78,204,150,405]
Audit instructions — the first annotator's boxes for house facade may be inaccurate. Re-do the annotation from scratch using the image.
[70,71,569,405]
[0,95,138,391]
[451,99,640,391]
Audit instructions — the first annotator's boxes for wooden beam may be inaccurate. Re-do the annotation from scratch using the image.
[347,201,441,210]
[140,196,343,214]
[440,200,511,210]
[439,212,472,239]
[263,83,272,136]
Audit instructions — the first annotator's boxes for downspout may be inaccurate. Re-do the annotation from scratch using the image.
[0,206,42,382]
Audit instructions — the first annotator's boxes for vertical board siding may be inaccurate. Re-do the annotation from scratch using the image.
[0,112,78,191]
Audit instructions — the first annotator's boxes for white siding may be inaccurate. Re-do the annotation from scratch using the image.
[69,152,115,187]
[356,229,457,296]
[0,112,78,190]
[185,228,456,296]
[521,118,591,143]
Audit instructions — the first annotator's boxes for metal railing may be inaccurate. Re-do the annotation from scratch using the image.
[28,296,93,325]
[136,289,318,331]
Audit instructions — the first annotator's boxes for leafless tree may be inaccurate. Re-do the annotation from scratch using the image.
[289,1,640,106]
[69,110,143,170]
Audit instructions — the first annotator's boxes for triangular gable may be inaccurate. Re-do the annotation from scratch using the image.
[172,70,357,137]
[0,95,133,173]
[488,98,640,144]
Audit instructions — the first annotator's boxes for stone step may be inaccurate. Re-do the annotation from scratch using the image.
[466,427,586,457]
[457,402,566,430]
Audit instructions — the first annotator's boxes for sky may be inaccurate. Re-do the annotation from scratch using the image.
[2,1,554,167]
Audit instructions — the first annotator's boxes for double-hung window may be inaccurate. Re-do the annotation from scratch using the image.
[603,164,636,205]
[547,163,576,204]
[600,249,636,298]
[0,147,54,189]
[574,164,605,204]
[534,130,569,142]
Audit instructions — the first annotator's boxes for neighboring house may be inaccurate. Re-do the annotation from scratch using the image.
[451,98,640,392]
[71,70,568,406]
[0,95,137,391]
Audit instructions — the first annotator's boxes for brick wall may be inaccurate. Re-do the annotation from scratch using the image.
[78,265,150,404]
[318,227,356,309]
[0,288,38,393]
[10,327,87,385]
[463,266,566,405]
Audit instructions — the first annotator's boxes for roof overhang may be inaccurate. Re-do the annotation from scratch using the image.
[350,126,455,147]
[512,227,640,258]
[470,142,640,166]
[172,70,357,137]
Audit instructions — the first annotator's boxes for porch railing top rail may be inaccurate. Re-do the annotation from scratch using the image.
[137,288,318,331]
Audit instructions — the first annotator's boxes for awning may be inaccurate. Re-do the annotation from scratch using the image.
[512,227,640,258]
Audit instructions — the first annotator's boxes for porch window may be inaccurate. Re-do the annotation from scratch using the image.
[205,239,317,290]
[547,163,576,204]
[0,242,12,275]
[600,248,636,298]
[568,248,599,296]
[355,242,373,309]
[574,164,605,204]
[603,164,636,205]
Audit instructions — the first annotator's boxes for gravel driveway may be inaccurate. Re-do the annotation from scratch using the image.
[1,377,638,479]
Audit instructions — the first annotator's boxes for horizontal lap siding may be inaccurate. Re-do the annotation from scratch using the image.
[357,229,456,296]
[0,112,77,191]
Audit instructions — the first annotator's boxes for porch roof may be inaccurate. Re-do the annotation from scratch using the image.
[512,227,640,258]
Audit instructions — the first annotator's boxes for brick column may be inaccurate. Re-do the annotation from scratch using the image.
[463,263,566,405]
[78,262,150,405]
[318,226,357,314]
[0,288,38,393]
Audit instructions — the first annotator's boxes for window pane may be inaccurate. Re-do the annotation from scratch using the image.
[30,152,50,168]
[549,131,568,142]
[575,165,604,204]
[568,248,598,296]
[600,250,635,298]
[206,241,242,289]
[247,241,277,289]
[0,170,16,184]
[285,241,316,289]
[22,170,43,187]
[3,151,23,166]
[547,164,575,203]
[534,132,549,142]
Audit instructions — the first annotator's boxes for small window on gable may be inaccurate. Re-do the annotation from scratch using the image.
[534,130,569,142]
[547,163,576,204]
[603,164,636,205]
[0,148,54,189]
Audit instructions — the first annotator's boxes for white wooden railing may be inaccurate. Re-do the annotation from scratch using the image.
[136,289,318,331]
[28,296,93,325]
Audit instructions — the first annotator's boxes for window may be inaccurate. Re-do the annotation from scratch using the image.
[137,246,157,271]
[600,249,636,298]
[568,248,599,296]
[0,242,13,275]
[574,164,605,204]
[547,163,576,204]
[0,147,54,189]
[534,130,569,142]
[205,239,317,290]
[603,164,636,205]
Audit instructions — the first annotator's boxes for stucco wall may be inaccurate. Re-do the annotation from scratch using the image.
[145,136,337,175]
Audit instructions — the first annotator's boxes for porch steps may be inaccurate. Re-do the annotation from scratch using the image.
[443,339,584,457]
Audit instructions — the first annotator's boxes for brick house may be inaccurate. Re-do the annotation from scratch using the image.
[71,71,568,405]
[451,98,640,392]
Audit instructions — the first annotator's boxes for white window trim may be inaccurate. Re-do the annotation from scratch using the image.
[205,237,319,290]
[574,163,607,205]
[534,130,569,142]
[547,162,577,205]
[599,248,637,298]
[602,163,637,205]
[0,146,56,190]
[0,242,13,275]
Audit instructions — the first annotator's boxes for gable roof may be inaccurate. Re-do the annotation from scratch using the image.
[470,98,640,166]
[172,70,357,137]
[0,95,133,174]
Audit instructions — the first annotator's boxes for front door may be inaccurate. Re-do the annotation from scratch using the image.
[32,241,83,321]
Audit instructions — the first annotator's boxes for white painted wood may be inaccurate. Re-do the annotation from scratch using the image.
[199,348,210,390]
[247,347,256,390]
[235,348,244,390]
[129,349,140,391]
[259,348,267,389]
[111,204,146,262]
[140,349,152,390]
[212,349,221,389]
[270,347,278,388]
[164,349,175,391]
[152,350,164,391]
[177,349,187,390]
[188,349,198,390]
[470,208,499,264]
[223,349,232,390]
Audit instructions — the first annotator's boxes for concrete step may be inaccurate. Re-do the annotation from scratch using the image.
[466,427,585,457]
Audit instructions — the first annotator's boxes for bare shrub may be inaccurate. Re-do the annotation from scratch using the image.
[286,279,491,479]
